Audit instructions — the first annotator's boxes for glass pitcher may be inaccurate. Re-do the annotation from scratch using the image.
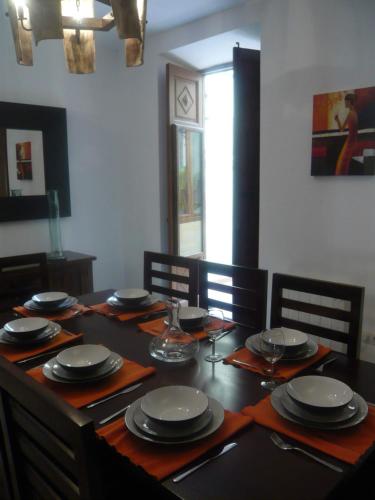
[149,298,199,363]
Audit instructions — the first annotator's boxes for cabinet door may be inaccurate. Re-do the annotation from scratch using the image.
[48,262,94,296]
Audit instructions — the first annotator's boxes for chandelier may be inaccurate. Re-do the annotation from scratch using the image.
[5,0,147,74]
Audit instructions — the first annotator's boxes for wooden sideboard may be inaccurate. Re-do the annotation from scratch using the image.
[47,251,96,296]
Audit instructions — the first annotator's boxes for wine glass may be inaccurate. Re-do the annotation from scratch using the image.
[204,308,225,363]
[259,328,285,390]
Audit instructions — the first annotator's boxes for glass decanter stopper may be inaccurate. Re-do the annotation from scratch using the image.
[149,298,199,363]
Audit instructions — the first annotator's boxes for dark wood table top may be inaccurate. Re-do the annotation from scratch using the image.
[4,289,375,500]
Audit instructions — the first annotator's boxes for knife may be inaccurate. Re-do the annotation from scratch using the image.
[99,404,131,425]
[172,442,237,483]
[15,347,66,365]
[85,383,143,408]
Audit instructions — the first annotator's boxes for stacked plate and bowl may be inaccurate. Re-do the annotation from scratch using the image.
[271,375,368,430]
[43,344,123,383]
[178,307,208,331]
[0,317,61,346]
[246,328,318,362]
[125,385,224,444]
[24,292,78,313]
[107,289,157,311]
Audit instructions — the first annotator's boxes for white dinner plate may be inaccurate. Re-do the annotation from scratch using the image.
[107,295,157,310]
[280,384,358,423]
[114,289,150,303]
[271,384,368,430]
[24,296,78,312]
[56,344,111,372]
[286,376,353,409]
[125,396,224,444]
[245,334,318,361]
[133,405,213,439]
[32,292,69,307]
[0,322,61,345]
[141,385,208,423]
[51,352,123,381]
[43,352,123,384]
[4,317,49,337]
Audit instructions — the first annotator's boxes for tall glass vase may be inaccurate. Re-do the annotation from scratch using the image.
[47,190,64,260]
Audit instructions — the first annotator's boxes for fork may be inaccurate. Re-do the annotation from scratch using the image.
[270,433,343,473]
[314,357,337,374]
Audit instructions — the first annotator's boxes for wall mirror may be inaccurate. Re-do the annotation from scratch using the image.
[0,101,70,222]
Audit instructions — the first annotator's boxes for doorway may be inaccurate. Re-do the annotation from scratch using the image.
[203,67,233,265]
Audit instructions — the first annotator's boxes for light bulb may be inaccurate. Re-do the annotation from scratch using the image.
[13,0,27,8]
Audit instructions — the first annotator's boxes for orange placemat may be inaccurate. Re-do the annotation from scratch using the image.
[14,303,91,321]
[97,409,253,480]
[138,317,236,341]
[27,358,155,408]
[0,331,84,363]
[90,302,166,322]
[224,344,331,381]
[242,396,375,465]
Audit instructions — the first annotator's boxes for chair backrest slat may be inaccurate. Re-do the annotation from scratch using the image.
[150,269,190,285]
[199,260,268,332]
[271,273,364,358]
[281,297,352,322]
[23,462,62,500]
[144,251,199,306]
[14,430,80,500]
[11,400,76,476]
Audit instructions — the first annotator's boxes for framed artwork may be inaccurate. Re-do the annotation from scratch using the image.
[16,141,33,180]
[311,86,375,176]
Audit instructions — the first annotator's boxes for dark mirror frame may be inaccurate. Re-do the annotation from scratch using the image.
[0,101,71,222]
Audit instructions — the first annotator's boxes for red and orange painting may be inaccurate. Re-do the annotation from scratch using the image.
[16,141,33,180]
[311,86,375,176]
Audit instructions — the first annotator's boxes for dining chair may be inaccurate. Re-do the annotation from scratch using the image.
[0,356,105,500]
[0,253,49,311]
[144,251,199,306]
[198,260,268,332]
[270,273,365,359]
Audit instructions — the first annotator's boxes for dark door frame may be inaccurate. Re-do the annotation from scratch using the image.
[232,47,260,268]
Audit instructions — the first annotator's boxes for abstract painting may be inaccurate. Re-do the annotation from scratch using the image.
[16,141,33,180]
[311,86,375,175]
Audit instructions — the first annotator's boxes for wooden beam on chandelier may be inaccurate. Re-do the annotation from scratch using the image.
[5,0,33,66]
[125,0,147,67]
[62,0,95,74]
[62,14,115,32]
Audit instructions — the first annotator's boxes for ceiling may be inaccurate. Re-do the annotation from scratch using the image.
[168,27,260,70]
[96,0,248,34]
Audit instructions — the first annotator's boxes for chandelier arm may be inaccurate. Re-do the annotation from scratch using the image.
[62,15,115,32]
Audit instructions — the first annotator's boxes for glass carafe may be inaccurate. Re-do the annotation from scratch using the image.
[149,298,199,363]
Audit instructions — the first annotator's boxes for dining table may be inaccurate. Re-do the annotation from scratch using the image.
[3,289,375,500]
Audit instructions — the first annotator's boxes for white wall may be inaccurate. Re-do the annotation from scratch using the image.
[259,0,375,360]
